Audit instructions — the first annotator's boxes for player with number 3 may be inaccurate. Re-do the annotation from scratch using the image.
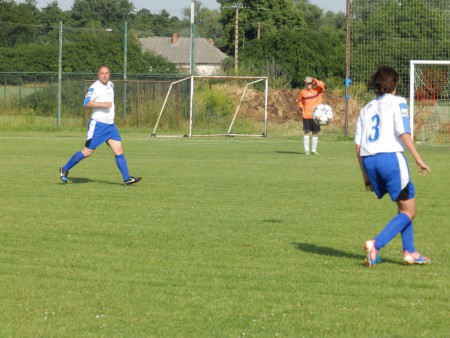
[355,66,431,267]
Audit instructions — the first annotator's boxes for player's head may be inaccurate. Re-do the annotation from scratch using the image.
[368,66,399,96]
[97,65,110,85]
[305,76,313,87]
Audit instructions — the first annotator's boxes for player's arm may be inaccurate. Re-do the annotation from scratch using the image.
[83,88,112,108]
[297,93,304,110]
[400,133,431,175]
[355,144,373,191]
[394,98,431,175]
[85,101,112,108]
[312,79,325,92]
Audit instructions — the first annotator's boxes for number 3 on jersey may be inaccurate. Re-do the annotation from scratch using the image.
[369,114,380,142]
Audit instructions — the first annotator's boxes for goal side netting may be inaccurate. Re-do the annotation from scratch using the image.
[410,60,450,144]
[84,78,189,129]
[150,75,269,138]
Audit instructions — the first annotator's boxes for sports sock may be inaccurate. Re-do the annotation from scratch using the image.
[312,136,318,152]
[64,151,85,170]
[401,221,416,253]
[304,135,310,153]
[115,154,130,180]
[374,213,411,250]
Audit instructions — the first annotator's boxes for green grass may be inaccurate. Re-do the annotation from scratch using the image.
[0,131,448,337]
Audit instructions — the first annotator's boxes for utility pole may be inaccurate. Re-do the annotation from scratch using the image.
[225,2,266,73]
[231,2,246,72]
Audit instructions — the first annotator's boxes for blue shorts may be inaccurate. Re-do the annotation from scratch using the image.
[85,119,122,150]
[362,152,415,201]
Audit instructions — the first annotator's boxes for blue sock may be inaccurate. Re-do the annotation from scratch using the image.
[115,154,130,180]
[64,151,85,171]
[401,221,416,253]
[374,213,411,250]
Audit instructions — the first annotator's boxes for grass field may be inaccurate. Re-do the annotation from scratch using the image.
[0,130,448,337]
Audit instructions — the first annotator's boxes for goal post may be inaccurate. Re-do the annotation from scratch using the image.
[409,60,450,143]
[150,76,191,138]
[150,75,269,138]
[226,77,268,136]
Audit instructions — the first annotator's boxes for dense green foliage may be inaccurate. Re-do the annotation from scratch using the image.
[239,26,345,87]
[0,0,449,87]
[216,0,348,84]
[217,0,307,55]
[0,133,448,336]
[351,0,450,86]
[0,0,346,83]
[0,0,182,73]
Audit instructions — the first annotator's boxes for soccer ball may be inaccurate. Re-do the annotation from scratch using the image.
[312,104,334,126]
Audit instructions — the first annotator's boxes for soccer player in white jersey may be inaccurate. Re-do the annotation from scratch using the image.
[355,66,430,267]
[59,65,141,185]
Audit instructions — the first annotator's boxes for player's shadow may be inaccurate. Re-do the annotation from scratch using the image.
[263,219,283,223]
[62,177,124,186]
[275,151,303,155]
[292,242,399,265]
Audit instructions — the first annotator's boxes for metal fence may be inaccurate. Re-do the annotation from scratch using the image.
[0,72,189,128]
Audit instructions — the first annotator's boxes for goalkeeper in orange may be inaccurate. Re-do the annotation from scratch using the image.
[297,76,325,155]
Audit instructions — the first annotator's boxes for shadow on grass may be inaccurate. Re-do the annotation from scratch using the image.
[275,151,303,155]
[59,177,124,186]
[292,242,399,265]
[263,219,283,223]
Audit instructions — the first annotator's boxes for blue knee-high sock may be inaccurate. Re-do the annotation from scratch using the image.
[374,213,411,250]
[401,221,416,253]
[115,154,130,180]
[64,151,85,171]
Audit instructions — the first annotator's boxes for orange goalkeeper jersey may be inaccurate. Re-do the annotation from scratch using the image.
[297,79,325,119]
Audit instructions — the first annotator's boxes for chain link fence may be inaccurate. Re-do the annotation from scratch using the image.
[0,72,188,128]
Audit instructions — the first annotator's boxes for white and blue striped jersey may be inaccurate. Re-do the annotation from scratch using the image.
[84,80,115,124]
[355,94,411,156]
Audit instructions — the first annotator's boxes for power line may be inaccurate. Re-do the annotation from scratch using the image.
[221,2,267,72]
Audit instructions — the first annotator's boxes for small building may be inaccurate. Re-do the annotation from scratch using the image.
[139,33,229,75]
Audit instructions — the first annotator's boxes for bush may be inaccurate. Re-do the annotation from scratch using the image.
[194,86,236,125]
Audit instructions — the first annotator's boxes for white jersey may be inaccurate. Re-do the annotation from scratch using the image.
[83,80,115,124]
[355,94,411,156]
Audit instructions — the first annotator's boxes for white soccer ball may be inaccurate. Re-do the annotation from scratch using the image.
[312,104,334,126]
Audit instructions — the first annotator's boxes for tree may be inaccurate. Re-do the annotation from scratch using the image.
[216,0,306,54]
[140,51,177,74]
[181,2,223,40]
[37,1,70,26]
[0,0,182,74]
[351,0,450,84]
[0,0,37,47]
[239,26,345,87]
[146,9,183,37]
[71,0,135,28]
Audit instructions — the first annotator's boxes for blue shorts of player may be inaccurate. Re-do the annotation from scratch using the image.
[85,119,122,149]
[362,152,415,201]
[303,119,320,133]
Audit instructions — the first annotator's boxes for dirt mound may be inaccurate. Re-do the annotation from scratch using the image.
[232,87,362,128]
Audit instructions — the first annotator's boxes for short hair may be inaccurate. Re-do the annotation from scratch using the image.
[367,66,399,96]
[98,65,109,72]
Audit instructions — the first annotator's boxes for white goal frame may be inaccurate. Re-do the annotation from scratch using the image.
[409,60,450,141]
[151,75,269,138]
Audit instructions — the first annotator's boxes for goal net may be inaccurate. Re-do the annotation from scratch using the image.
[84,77,190,129]
[350,1,450,98]
[410,61,450,144]
[151,75,269,138]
